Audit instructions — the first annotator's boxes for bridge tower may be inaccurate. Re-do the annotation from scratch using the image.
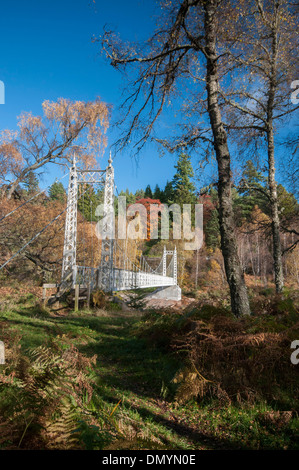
[61,156,78,290]
[60,154,115,293]
[162,246,178,285]
[98,154,115,292]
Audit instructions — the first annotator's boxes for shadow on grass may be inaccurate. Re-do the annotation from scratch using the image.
[4,306,294,450]
[61,313,259,450]
[119,403,250,450]
[62,312,181,399]
[1,310,63,349]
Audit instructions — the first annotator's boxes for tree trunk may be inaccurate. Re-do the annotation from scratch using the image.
[267,124,284,292]
[204,1,251,317]
[195,248,199,289]
[267,17,284,294]
[7,179,22,200]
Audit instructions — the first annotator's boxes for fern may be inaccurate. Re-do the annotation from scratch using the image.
[172,362,217,405]
[0,340,117,449]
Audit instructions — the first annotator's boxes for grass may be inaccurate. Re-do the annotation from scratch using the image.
[0,291,298,450]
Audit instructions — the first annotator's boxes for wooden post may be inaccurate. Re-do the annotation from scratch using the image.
[0,341,5,364]
[74,284,79,312]
[42,283,58,307]
[42,285,47,306]
[87,285,91,309]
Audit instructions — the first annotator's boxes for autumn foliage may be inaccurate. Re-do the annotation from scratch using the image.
[0,97,109,200]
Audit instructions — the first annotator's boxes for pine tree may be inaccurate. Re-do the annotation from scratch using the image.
[23,171,39,195]
[237,160,268,220]
[153,184,163,201]
[203,188,220,250]
[135,189,145,200]
[277,185,299,220]
[144,185,153,199]
[78,185,103,221]
[205,208,220,249]
[172,153,197,206]
[163,180,175,204]
[49,181,66,203]
[124,189,136,205]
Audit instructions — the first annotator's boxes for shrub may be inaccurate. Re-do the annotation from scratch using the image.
[136,300,299,408]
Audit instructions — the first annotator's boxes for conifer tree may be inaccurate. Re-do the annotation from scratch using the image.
[163,180,175,204]
[144,184,153,199]
[49,181,66,203]
[237,160,269,220]
[153,184,163,201]
[78,185,103,221]
[135,189,145,200]
[23,171,39,195]
[172,153,197,206]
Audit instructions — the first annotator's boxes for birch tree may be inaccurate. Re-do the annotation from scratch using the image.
[221,0,299,292]
[101,0,251,316]
[0,98,109,199]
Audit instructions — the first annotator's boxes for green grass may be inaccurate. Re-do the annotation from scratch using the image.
[0,293,298,450]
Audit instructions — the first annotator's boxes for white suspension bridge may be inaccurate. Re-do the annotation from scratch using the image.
[59,155,179,297]
[0,155,179,304]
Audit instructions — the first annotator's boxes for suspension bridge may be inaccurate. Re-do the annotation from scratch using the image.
[0,154,180,302]
[59,154,179,299]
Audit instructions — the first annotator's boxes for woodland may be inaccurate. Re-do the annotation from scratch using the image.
[0,0,298,451]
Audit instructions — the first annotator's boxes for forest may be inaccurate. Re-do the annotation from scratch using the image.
[1,154,298,292]
[0,0,298,453]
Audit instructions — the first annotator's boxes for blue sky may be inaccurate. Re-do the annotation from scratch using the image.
[0,0,195,195]
[0,0,297,197]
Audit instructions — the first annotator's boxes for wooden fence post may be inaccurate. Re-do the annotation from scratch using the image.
[42,285,46,306]
[0,341,5,364]
[74,284,79,312]
[87,285,91,309]
[42,284,58,307]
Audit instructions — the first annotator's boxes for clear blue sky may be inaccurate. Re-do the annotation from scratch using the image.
[0,0,195,194]
[0,0,296,196]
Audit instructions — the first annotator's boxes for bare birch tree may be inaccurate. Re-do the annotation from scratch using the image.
[101,0,251,316]
[0,98,109,199]
[220,0,299,292]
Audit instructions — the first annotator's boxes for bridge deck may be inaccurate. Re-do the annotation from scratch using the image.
[76,266,175,291]
[112,268,175,291]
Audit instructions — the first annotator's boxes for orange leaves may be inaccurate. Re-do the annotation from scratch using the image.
[40,97,110,168]
[18,112,44,139]
[0,97,110,194]
[134,197,162,241]
[42,97,109,131]
[0,130,24,180]
[0,143,23,176]
[246,205,271,231]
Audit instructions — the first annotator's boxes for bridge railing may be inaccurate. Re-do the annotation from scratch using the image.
[76,265,176,291]
[112,268,175,291]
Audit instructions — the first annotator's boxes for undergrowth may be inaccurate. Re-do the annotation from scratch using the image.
[0,336,119,449]
[135,290,299,409]
[0,286,298,449]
